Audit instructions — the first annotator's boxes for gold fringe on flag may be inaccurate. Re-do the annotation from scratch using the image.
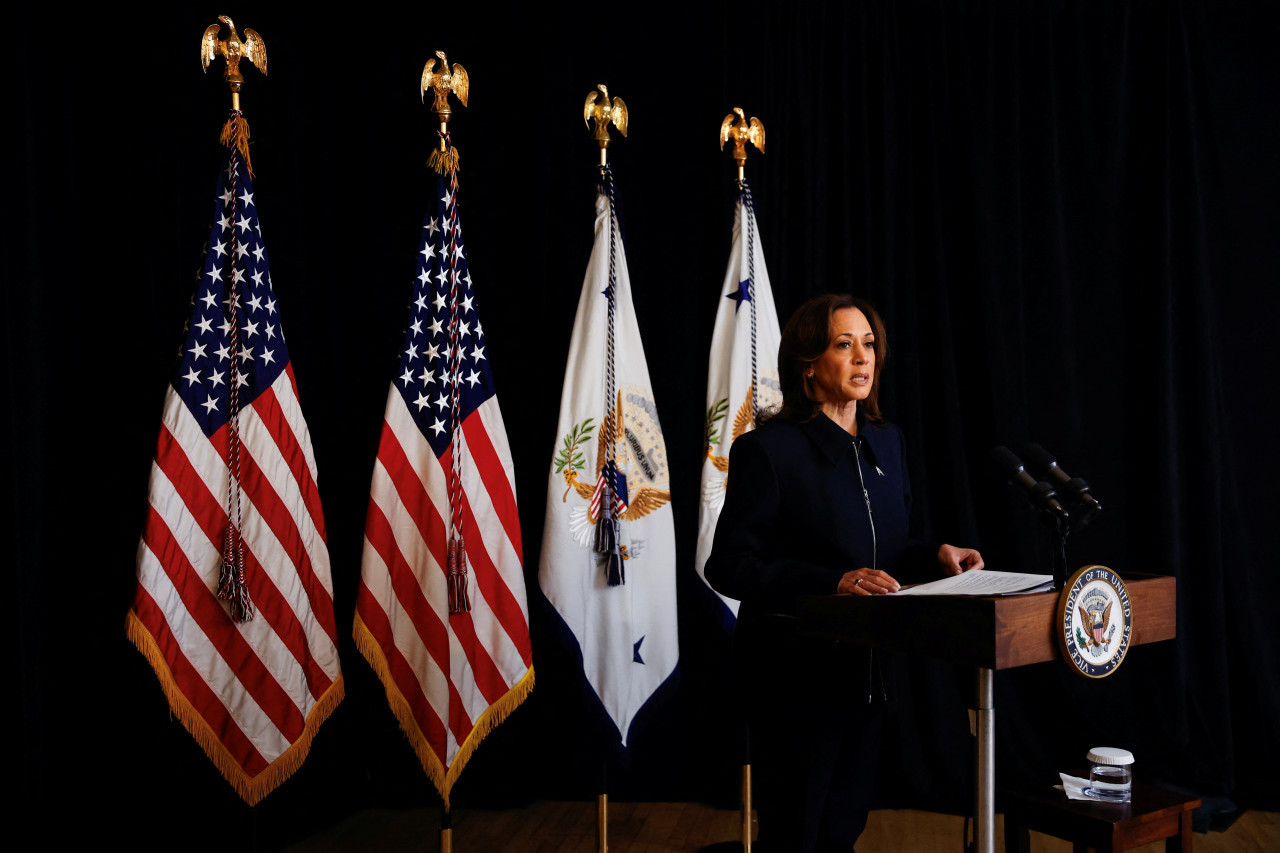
[353,611,534,809]
[126,610,345,806]
[219,115,255,178]
[428,145,460,177]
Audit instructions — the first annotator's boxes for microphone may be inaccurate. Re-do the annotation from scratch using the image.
[1022,444,1102,523]
[989,446,1070,522]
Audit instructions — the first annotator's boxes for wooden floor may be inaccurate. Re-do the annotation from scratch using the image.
[287,802,1279,852]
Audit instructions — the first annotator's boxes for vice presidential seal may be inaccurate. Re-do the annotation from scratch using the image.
[556,385,672,555]
[1057,565,1132,678]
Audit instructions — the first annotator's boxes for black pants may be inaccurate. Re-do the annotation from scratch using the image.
[740,618,889,852]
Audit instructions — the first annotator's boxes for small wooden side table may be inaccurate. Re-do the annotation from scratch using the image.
[1002,782,1201,853]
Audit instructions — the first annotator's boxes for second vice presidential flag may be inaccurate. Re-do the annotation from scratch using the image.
[695,185,782,631]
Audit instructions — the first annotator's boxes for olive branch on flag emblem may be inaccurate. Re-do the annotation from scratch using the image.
[705,398,729,454]
[557,418,597,500]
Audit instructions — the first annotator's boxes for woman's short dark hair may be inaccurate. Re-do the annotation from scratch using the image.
[768,293,888,423]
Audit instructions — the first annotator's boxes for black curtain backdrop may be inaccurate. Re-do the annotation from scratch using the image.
[9,2,1277,848]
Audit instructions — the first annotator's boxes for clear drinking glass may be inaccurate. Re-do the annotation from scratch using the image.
[1085,747,1133,802]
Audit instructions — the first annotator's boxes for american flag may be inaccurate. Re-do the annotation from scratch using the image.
[353,161,533,806]
[127,142,344,805]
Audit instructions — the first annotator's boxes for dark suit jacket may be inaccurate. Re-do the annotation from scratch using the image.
[704,411,935,625]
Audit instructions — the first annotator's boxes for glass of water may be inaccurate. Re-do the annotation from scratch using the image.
[1085,747,1133,802]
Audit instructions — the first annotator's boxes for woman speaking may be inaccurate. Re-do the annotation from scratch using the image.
[705,293,983,852]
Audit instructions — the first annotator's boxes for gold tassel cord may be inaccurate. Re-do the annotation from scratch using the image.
[219,114,255,179]
[428,145,460,177]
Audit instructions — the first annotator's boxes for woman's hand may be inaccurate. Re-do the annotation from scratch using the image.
[837,568,900,596]
[938,544,984,576]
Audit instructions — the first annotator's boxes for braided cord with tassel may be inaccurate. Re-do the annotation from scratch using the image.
[594,165,625,586]
[741,180,759,425]
[215,111,252,622]
[439,131,471,614]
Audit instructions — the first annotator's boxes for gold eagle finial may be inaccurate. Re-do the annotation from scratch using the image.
[421,51,469,167]
[201,16,267,106]
[201,17,266,172]
[421,51,470,121]
[584,84,628,166]
[720,107,765,180]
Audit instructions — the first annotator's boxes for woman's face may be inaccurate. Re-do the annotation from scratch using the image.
[808,307,875,407]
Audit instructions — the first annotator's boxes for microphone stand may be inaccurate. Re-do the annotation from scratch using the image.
[1051,515,1070,591]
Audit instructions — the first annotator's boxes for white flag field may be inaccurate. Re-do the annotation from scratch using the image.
[695,189,782,630]
[538,177,678,747]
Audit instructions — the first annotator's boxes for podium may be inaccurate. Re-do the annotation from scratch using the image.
[797,574,1176,853]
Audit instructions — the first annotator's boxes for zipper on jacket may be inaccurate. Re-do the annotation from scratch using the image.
[852,438,877,572]
[854,438,890,704]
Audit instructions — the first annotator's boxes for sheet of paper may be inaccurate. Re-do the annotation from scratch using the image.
[896,570,1054,596]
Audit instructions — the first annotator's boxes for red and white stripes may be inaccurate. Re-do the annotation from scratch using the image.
[129,367,343,804]
[354,389,532,805]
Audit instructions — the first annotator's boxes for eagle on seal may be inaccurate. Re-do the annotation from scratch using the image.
[568,392,670,522]
[1079,599,1114,649]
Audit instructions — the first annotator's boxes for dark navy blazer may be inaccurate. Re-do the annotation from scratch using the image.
[705,412,934,624]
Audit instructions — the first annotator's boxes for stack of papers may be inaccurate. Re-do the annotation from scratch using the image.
[896,571,1054,597]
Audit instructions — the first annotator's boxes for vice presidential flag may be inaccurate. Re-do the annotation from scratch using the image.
[128,142,343,805]
[539,168,678,747]
[354,152,533,806]
[695,184,782,631]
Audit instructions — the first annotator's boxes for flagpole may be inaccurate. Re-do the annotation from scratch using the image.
[727,111,766,853]
[698,108,767,853]
[584,88,630,850]
[597,794,609,853]
[429,54,460,853]
[441,805,453,853]
[422,53,475,852]
[597,758,609,853]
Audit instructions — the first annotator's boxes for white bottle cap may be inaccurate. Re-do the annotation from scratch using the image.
[1088,747,1134,766]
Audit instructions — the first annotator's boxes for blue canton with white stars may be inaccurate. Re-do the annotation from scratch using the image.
[394,178,495,457]
[173,159,289,438]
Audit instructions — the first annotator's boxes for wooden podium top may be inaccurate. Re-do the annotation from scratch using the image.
[797,574,1176,671]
